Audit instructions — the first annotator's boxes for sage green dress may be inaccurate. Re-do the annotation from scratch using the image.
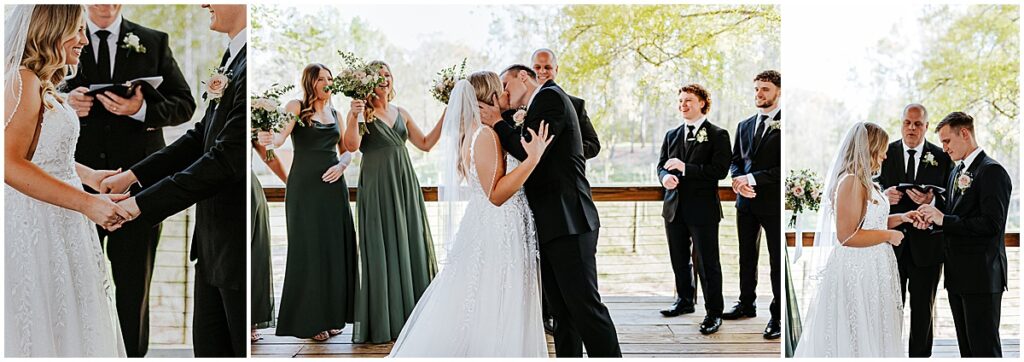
[353,109,437,344]
[275,115,358,338]
[251,171,274,329]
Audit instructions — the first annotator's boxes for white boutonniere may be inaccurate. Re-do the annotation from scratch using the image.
[922,152,938,167]
[121,32,146,54]
[955,170,973,191]
[768,120,781,131]
[512,106,527,127]
[202,66,231,104]
[696,127,708,143]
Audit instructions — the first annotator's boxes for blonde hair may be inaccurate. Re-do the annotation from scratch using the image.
[456,71,502,179]
[837,122,889,196]
[22,5,84,109]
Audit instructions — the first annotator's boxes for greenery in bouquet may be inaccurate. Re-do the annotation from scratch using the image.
[324,51,387,135]
[785,168,824,227]
[251,83,295,161]
[430,58,467,104]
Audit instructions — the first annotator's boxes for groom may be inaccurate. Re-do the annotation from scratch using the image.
[480,64,621,357]
[916,112,1010,357]
[100,4,247,357]
[63,4,196,357]
[726,70,781,340]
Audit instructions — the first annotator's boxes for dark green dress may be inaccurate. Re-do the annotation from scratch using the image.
[352,109,437,344]
[275,114,358,338]
[251,171,275,329]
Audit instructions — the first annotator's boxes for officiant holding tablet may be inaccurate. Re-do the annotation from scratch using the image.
[874,103,953,357]
[62,4,196,357]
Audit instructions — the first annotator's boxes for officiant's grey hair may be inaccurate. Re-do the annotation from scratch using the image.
[902,103,928,123]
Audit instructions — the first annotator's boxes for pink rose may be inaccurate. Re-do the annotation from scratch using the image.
[792,185,805,198]
[957,173,972,190]
[513,109,527,126]
[205,73,229,100]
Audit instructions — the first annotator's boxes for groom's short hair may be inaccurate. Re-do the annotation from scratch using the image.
[679,84,712,114]
[754,70,781,87]
[501,64,537,79]
[935,112,974,135]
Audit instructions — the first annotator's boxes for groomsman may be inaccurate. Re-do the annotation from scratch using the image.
[875,104,952,357]
[917,112,1010,358]
[658,84,730,334]
[531,47,601,335]
[102,4,248,356]
[63,4,195,357]
[725,70,781,340]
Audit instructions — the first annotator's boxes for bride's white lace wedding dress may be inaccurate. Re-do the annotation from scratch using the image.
[4,93,126,357]
[794,179,903,357]
[388,128,547,357]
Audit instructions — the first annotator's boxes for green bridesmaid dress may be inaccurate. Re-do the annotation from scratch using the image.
[251,171,275,329]
[352,108,437,344]
[275,112,358,338]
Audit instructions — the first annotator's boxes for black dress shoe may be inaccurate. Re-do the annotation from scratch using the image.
[763,319,781,339]
[699,316,722,335]
[543,318,556,335]
[660,299,696,317]
[721,302,757,320]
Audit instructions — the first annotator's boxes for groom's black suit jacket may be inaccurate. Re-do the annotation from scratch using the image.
[130,47,247,291]
[938,151,1010,295]
[658,119,731,224]
[493,79,600,244]
[64,19,195,173]
[876,140,952,266]
[730,111,781,215]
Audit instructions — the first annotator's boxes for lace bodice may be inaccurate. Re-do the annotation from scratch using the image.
[31,94,81,183]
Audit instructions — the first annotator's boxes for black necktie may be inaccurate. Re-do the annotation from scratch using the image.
[219,48,231,68]
[905,149,917,183]
[950,162,964,204]
[95,30,112,83]
[752,114,768,152]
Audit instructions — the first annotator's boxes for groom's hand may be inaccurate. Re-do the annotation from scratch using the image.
[68,87,94,117]
[117,196,142,221]
[100,170,139,194]
[479,95,502,127]
[661,175,679,190]
[96,87,144,116]
[663,158,685,172]
[917,204,944,226]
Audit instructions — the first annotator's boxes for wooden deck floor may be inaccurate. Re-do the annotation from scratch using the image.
[251,296,781,358]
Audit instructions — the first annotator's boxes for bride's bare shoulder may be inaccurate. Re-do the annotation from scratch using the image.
[14,68,41,91]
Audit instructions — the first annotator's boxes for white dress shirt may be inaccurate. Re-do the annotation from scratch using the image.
[88,15,147,121]
[223,28,247,69]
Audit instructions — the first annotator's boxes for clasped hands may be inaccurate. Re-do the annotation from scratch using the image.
[661,158,686,190]
[83,168,143,231]
[900,204,945,230]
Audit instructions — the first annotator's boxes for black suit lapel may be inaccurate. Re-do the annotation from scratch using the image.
[80,26,98,83]
[894,147,908,183]
[951,151,986,212]
[111,20,134,82]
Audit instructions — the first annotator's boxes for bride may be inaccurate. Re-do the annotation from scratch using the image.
[4,4,128,357]
[794,122,925,357]
[387,71,552,357]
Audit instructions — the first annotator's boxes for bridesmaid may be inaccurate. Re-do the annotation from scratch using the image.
[343,61,444,343]
[261,63,358,341]
[250,141,287,342]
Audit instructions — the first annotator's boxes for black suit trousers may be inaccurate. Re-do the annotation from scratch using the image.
[97,221,162,357]
[897,244,943,357]
[948,291,1002,357]
[736,209,781,321]
[540,229,621,357]
[665,217,724,317]
[193,268,245,357]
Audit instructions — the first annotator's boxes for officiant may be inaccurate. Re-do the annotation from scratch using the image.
[62,4,195,357]
[874,103,952,357]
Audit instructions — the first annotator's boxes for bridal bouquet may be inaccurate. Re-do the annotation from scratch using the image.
[251,84,295,161]
[430,58,467,104]
[785,169,824,227]
[324,51,387,135]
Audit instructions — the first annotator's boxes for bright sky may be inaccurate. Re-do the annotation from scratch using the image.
[297,4,497,51]
[784,2,924,118]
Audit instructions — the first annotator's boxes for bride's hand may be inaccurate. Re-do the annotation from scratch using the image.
[349,99,365,118]
[84,193,134,231]
[886,230,904,246]
[522,121,554,163]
